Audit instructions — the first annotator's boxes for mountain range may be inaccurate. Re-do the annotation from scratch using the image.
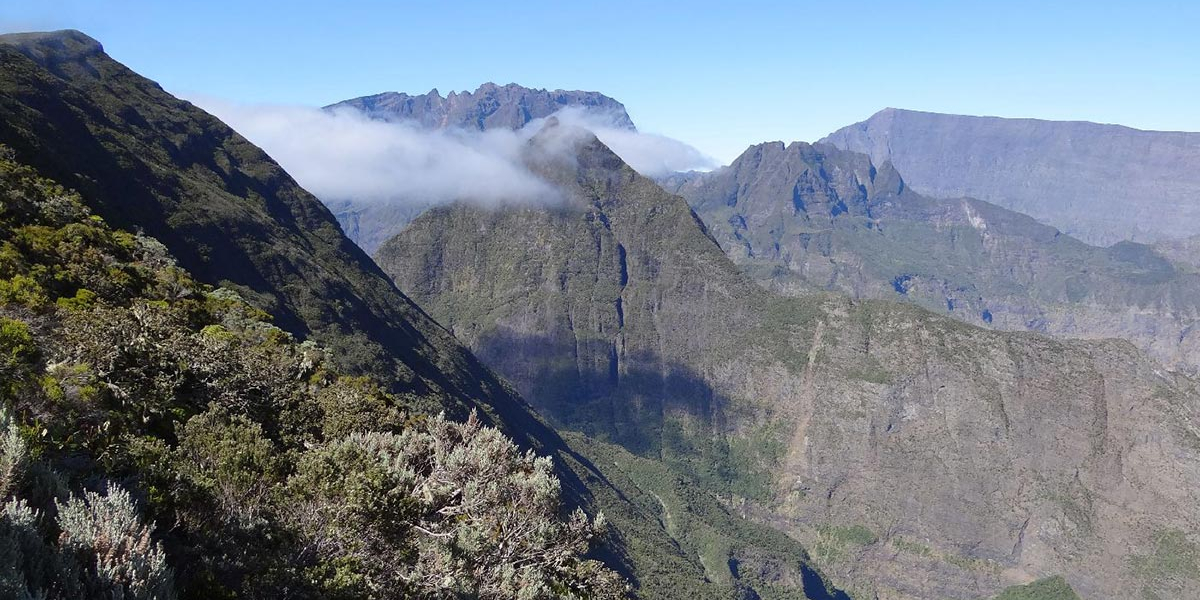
[327,82,635,131]
[0,30,847,600]
[324,84,636,255]
[662,140,1200,374]
[375,121,1200,600]
[3,27,1199,600]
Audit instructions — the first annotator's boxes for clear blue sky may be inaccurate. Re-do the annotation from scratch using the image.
[4,0,1198,163]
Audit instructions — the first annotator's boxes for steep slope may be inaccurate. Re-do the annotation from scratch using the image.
[821,108,1200,246]
[328,82,635,131]
[377,124,1200,600]
[0,29,531,433]
[326,198,436,256]
[0,30,840,600]
[664,141,1200,372]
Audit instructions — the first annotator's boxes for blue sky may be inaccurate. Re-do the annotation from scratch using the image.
[4,0,1198,163]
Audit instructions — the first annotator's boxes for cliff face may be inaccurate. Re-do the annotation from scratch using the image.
[329,82,636,131]
[665,141,1200,374]
[377,126,1200,600]
[821,108,1200,246]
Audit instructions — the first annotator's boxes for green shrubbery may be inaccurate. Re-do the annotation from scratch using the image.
[0,148,627,599]
[991,575,1080,600]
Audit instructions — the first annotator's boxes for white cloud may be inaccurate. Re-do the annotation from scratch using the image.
[191,96,558,206]
[551,107,719,176]
[188,95,717,209]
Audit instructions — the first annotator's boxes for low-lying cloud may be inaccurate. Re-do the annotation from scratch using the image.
[189,95,716,209]
[552,107,718,176]
[192,96,557,206]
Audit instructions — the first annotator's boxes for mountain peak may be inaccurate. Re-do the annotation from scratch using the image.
[0,29,104,62]
[328,83,636,132]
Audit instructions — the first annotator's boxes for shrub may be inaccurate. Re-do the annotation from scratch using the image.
[56,486,175,600]
[0,404,27,499]
[0,318,38,375]
[172,405,279,528]
[291,411,627,599]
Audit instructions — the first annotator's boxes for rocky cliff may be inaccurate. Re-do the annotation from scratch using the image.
[821,108,1200,246]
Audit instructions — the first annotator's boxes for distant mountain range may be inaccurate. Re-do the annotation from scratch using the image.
[664,140,1200,373]
[327,82,635,131]
[822,108,1200,246]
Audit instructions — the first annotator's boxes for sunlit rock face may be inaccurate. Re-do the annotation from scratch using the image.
[822,107,1200,247]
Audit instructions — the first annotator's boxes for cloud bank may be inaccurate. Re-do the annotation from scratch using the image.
[190,95,716,209]
[193,97,556,205]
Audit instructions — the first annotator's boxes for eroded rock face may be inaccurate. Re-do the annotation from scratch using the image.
[666,141,1200,374]
[377,128,1200,599]
[821,108,1200,246]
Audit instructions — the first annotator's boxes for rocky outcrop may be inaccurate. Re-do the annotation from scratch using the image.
[666,141,1200,374]
[821,108,1200,246]
[378,125,1200,600]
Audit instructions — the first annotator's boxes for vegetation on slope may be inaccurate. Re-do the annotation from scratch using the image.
[991,576,1080,600]
[378,125,1200,599]
[0,29,542,440]
[0,148,625,599]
